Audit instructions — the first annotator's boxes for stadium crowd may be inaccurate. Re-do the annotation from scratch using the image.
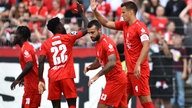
[1,0,192,107]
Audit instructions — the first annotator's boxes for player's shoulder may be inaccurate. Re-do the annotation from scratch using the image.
[135,20,146,26]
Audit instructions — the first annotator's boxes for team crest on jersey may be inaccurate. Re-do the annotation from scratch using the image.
[70,31,78,35]
[24,50,30,58]
[141,28,146,33]
[108,44,114,52]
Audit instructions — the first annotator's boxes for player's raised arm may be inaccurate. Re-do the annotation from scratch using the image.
[90,0,116,29]
[77,2,88,35]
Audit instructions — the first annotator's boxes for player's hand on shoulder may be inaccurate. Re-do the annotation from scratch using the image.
[38,81,45,94]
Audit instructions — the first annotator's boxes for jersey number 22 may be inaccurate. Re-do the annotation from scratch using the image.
[51,44,68,65]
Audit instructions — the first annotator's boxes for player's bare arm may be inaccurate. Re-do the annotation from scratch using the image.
[96,54,116,77]
[88,54,116,86]
[84,58,100,75]
[134,39,150,79]
[90,0,116,29]
[38,55,46,94]
[77,2,88,35]
[10,61,33,90]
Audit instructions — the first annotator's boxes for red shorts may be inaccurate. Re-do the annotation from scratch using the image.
[127,73,150,96]
[22,92,41,108]
[48,78,77,100]
[99,82,127,107]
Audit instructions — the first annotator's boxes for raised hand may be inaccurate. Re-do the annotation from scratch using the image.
[90,0,97,11]
[77,2,84,15]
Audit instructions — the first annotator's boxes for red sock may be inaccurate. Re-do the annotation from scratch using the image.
[142,102,154,108]
[69,105,76,108]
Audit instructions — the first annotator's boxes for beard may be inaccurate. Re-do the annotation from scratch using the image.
[91,34,100,42]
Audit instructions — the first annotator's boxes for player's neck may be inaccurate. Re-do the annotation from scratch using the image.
[128,17,137,25]
[19,41,25,47]
[98,35,103,43]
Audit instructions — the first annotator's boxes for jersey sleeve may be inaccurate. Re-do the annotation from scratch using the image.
[115,21,125,30]
[136,22,149,37]
[68,30,83,42]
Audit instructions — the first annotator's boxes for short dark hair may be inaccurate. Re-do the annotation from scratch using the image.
[87,20,101,29]
[47,17,61,34]
[16,26,31,40]
[121,1,137,15]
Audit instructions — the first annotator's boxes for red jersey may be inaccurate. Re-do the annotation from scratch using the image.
[95,35,126,84]
[19,42,39,93]
[115,20,150,76]
[149,14,168,33]
[40,31,83,81]
[97,1,112,17]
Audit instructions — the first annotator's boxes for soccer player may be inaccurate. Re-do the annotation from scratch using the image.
[84,20,127,108]
[38,3,88,108]
[90,0,154,108]
[10,26,42,108]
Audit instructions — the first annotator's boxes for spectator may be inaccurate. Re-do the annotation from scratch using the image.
[170,34,187,108]
[43,0,66,13]
[69,17,79,31]
[28,0,48,31]
[142,5,168,34]
[30,31,42,50]
[0,21,16,47]
[106,0,122,21]
[148,30,159,56]
[150,38,173,108]
[165,0,186,35]
[108,29,119,43]
[162,21,176,45]
[65,0,83,26]
[141,0,160,16]
[96,0,112,20]
[48,0,65,19]
[9,2,30,26]
[179,2,192,87]
[186,54,192,85]
[0,0,11,20]
[116,31,124,44]
[179,2,192,62]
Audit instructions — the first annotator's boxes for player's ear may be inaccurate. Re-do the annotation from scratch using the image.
[98,28,102,33]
